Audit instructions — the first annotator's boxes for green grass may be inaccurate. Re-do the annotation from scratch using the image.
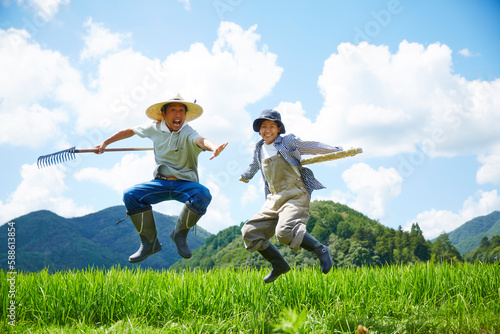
[1,262,499,333]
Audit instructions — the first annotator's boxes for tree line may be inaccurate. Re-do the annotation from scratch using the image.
[172,201,499,270]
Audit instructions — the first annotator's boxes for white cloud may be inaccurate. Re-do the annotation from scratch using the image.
[0,163,92,223]
[240,184,259,208]
[325,163,402,220]
[74,152,154,192]
[0,104,69,148]
[157,22,282,143]
[458,48,479,57]
[22,0,70,21]
[406,189,500,239]
[458,48,472,57]
[73,21,282,146]
[274,101,314,137]
[80,18,129,61]
[313,40,500,159]
[200,175,235,234]
[1,21,282,149]
[407,209,459,241]
[76,49,162,133]
[177,0,191,10]
[0,28,86,148]
[316,189,353,206]
[460,190,500,221]
[477,146,500,185]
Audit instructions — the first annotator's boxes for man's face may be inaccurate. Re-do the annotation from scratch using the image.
[163,102,186,132]
[259,120,281,145]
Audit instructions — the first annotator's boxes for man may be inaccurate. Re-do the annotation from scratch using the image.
[239,109,342,283]
[96,93,228,263]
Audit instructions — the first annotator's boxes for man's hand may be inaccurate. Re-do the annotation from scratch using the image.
[94,128,135,154]
[208,142,228,160]
[94,142,107,154]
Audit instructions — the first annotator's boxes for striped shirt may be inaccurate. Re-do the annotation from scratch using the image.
[241,134,342,196]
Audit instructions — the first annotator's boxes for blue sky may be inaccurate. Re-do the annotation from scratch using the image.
[1,0,499,239]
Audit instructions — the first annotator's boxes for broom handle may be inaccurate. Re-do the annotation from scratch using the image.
[300,148,363,165]
[75,147,154,153]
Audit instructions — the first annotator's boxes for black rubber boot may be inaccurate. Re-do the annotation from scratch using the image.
[128,209,162,263]
[170,204,202,259]
[258,244,291,283]
[300,233,333,274]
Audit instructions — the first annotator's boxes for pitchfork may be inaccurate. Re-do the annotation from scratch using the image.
[37,147,154,168]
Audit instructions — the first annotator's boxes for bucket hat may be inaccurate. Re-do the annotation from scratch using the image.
[253,109,286,134]
[146,93,203,122]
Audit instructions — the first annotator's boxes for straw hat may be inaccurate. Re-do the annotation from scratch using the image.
[145,93,203,122]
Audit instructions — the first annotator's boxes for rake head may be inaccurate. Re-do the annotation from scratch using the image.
[37,146,153,168]
[37,147,77,169]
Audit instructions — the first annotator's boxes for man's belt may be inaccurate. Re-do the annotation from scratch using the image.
[155,172,179,181]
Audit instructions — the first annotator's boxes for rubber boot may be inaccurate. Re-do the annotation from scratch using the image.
[170,204,202,259]
[257,244,291,283]
[300,233,333,274]
[128,209,162,263]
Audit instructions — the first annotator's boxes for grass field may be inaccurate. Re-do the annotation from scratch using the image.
[1,262,499,333]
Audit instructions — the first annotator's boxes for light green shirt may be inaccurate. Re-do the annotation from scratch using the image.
[133,121,203,182]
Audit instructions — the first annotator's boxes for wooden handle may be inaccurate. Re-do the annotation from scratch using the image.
[75,147,154,153]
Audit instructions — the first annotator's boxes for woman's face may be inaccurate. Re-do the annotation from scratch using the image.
[259,120,281,145]
[163,102,186,132]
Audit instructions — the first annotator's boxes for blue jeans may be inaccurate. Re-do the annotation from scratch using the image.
[123,179,212,215]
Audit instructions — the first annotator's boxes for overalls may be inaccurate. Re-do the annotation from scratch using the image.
[242,153,310,252]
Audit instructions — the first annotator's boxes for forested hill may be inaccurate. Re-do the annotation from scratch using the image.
[173,201,488,270]
[2,202,498,273]
[0,206,210,272]
[445,211,500,254]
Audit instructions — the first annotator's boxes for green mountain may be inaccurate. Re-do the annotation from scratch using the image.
[445,211,500,254]
[2,202,497,273]
[0,206,210,273]
[174,202,500,269]
[172,200,429,270]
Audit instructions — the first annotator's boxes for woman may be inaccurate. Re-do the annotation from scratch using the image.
[239,109,342,283]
